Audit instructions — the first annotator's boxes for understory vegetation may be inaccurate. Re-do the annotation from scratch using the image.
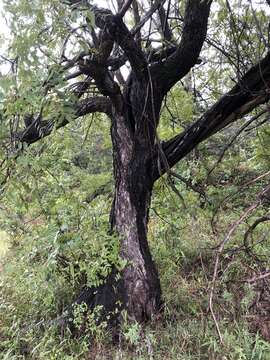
[1,109,270,359]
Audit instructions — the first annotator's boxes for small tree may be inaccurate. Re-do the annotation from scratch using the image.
[1,0,270,323]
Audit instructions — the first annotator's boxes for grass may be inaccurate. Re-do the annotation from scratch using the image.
[0,230,9,259]
[1,172,270,359]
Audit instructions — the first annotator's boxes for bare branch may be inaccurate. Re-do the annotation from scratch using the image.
[118,0,133,17]
[132,0,142,46]
[170,170,208,201]
[245,270,270,283]
[109,15,148,79]
[244,214,270,249]
[207,109,268,177]
[131,0,166,36]
[157,0,173,42]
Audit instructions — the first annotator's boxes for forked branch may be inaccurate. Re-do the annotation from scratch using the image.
[157,0,212,93]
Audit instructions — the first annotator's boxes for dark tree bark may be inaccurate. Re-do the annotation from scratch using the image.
[108,76,164,321]
[13,0,270,326]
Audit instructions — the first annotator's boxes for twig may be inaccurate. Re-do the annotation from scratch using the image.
[245,271,270,283]
[207,110,268,178]
[170,170,209,202]
[209,184,270,344]
[131,0,166,36]
[243,214,270,250]
[211,170,270,234]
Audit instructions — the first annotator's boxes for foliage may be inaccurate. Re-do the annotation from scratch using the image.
[1,89,270,358]
[1,0,270,358]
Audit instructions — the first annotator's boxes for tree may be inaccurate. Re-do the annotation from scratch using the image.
[1,0,270,325]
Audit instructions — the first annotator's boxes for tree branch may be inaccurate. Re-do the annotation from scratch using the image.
[206,109,268,177]
[132,0,142,46]
[85,4,147,80]
[131,0,166,37]
[152,52,270,181]
[157,0,212,93]
[244,214,270,250]
[157,0,173,42]
[17,96,112,145]
[108,15,148,80]
[118,0,133,17]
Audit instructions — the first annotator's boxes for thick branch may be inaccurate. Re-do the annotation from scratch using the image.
[109,15,148,79]
[107,44,178,72]
[76,96,112,117]
[152,52,270,181]
[87,5,147,80]
[18,96,112,145]
[79,59,121,101]
[157,0,212,93]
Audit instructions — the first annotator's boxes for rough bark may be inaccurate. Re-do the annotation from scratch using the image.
[109,107,162,321]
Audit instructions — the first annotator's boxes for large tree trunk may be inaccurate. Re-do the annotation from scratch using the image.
[110,104,162,322]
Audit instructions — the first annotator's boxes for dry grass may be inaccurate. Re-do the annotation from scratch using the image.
[0,230,10,261]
